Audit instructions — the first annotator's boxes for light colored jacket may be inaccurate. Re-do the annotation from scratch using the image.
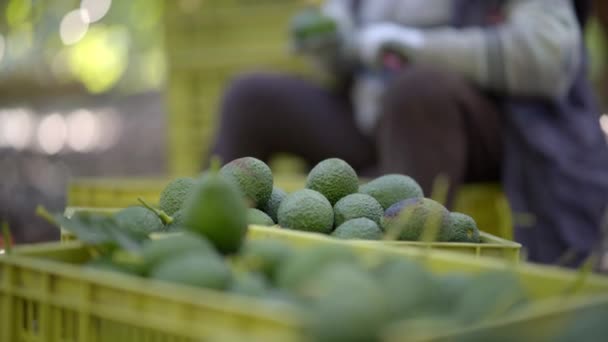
[319,0,583,133]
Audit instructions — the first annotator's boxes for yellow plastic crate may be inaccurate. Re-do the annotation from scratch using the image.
[1,235,607,341]
[66,174,308,208]
[251,225,521,263]
[164,0,312,176]
[60,207,520,261]
[67,178,169,208]
[0,242,304,342]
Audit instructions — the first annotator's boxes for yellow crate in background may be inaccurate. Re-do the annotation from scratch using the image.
[164,0,311,176]
[67,177,169,208]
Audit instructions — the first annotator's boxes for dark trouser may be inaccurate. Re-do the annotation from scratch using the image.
[211,67,502,205]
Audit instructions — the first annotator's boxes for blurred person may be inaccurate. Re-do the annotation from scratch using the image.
[211,0,608,266]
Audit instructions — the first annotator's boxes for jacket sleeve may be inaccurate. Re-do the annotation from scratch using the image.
[408,0,582,99]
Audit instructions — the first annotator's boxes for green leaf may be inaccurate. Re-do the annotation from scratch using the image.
[36,206,146,251]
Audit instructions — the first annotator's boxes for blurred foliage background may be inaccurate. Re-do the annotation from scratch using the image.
[0,0,164,98]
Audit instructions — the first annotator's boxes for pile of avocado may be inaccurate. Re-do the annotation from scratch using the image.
[155,156,476,243]
[110,156,480,243]
[86,234,529,341]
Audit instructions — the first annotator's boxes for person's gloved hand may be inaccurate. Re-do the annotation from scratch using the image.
[356,23,425,69]
[290,8,341,55]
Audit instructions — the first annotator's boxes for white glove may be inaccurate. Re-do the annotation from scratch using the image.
[356,23,425,68]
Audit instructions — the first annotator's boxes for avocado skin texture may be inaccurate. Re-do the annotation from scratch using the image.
[248,208,275,226]
[183,172,248,254]
[262,187,287,223]
[382,198,451,241]
[306,158,358,205]
[229,271,270,297]
[114,206,163,235]
[277,189,334,233]
[333,193,384,227]
[374,259,437,318]
[304,263,390,342]
[447,212,481,243]
[219,157,273,208]
[332,218,383,240]
[276,245,355,291]
[159,177,197,216]
[150,251,232,290]
[359,174,423,210]
[140,232,217,272]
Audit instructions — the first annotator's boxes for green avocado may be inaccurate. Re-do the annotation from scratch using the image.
[159,177,197,216]
[359,174,423,210]
[306,158,358,205]
[332,218,383,240]
[262,187,287,223]
[382,198,451,241]
[150,251,231,290]
[447,212,481,243]
[183,170,248,254]
[219,157,273,208]
[277,189,334,233]
[333,193,384,227]
[248,208,275,226]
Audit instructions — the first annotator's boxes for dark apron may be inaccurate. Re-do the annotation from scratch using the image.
[454,0,608,265]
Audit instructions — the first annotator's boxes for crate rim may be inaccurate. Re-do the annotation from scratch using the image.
[63,206,519,247]
[2,241,304,329]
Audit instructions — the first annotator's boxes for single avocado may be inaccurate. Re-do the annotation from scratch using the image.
[240,239,293,281]
[276,245,356,291]
[447,212,481,243]
[454,271,528,324]
[219,157,273,208]
[332,218,383,240]
[359,174,423,210]
[229,271,269,297]
[248,208,275,226]
[333,193,383,226]
[140,232,217,272]
[114,206,164,235]
[183,168,248,254]
[306,158,358,205]
[433,273,472,313]
[159,177,197,216]
[374,258,437,318]
[382,198,451,241]
[150,251,231,290]
[262,187,287,223]
[277,189,334,233]
[304,263,389,342]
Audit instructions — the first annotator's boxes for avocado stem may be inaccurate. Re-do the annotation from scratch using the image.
[137,197,174,225]
[35,205,59,227]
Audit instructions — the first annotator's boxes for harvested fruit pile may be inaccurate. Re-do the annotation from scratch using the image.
[112,156,480,243]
